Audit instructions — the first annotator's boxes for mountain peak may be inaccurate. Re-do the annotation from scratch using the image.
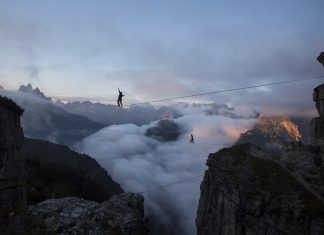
[237,115,302,151]
[18,84,51,101]
[257,115,302,142]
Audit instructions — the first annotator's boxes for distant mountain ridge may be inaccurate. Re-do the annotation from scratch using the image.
[0,88,104,146]
[56,100,182,126]
[19,83,51,101]
[56,100,253,127]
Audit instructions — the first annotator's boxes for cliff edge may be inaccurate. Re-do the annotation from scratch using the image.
[196,143,324,235]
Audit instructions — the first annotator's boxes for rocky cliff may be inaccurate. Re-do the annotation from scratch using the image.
[310,117,324,151]
[196,143,324,235]
[0,96,26,212]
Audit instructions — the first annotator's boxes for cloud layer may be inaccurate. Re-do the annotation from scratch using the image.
[76,106,256,235]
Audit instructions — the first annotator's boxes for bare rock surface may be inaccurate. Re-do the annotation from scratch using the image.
[2,193,150,235]
[310,117,324,151]
[28,193,150,235]
[196,144,324,235]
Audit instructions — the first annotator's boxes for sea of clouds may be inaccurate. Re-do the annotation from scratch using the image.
[76,104,257,235]
[0,86,258,234]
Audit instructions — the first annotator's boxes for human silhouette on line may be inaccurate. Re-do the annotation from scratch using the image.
[190,133,194,144]
[117,88,124,107]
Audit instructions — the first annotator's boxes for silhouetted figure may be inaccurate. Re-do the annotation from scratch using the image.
[117,88,124,107]
[317,52,324,66]
[190,133,194,144]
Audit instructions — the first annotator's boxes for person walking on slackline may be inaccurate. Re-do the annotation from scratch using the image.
[117,88,124,107]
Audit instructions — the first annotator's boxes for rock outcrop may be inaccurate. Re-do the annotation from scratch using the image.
[2,193,150,235]
[28,193,150,235]
[196,144,324,235]
[145,119,180,142]
[0,96,26,212]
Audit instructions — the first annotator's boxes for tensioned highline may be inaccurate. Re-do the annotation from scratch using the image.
[136,174,205,194]
[49,75,324,193]
[127,74,324,106]
[50,74,324,104]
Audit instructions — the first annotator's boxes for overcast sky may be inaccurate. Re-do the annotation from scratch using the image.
[0,0,323,113]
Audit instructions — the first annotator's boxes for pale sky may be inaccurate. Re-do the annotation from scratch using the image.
[0,0,323,112]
